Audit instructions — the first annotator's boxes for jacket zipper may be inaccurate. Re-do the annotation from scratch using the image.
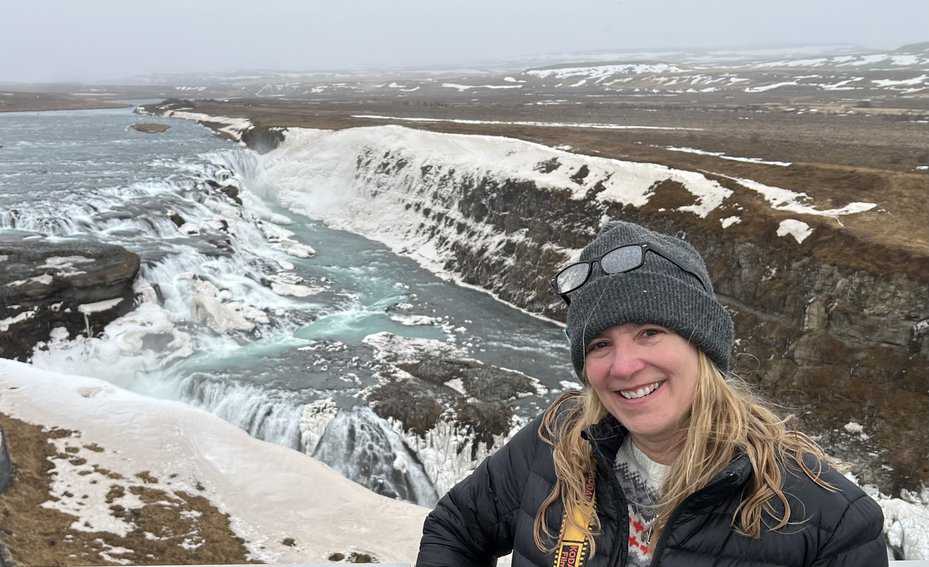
[645,495,682,567]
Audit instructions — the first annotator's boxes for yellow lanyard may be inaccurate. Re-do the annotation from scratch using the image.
[553,473,596,567]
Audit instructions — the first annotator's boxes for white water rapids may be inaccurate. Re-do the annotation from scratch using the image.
[0,107,573,507]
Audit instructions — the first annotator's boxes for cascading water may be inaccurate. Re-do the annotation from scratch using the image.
[1,107,573,506]
[313,407,440,505]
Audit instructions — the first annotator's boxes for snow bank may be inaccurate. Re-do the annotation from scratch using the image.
[159,113,875,244]
[751,51,929,69]
[880,488,929,561]
[162,110,253,141]
[441,83,523,91]
[872,74,929,87]
[776,219,813,243]
[0,360,427,564]
[713,173,877,217]
[745,81,798,93]
[664,145,792,167]
[526,63,685,82]
[720,216,741,229]
[353,114,703,131]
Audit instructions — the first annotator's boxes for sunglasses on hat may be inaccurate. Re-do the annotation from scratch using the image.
[551,243,708,305]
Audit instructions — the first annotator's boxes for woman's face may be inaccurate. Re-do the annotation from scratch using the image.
[584,323,700,453]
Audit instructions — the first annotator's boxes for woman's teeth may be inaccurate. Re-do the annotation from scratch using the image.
[619,381,662,400]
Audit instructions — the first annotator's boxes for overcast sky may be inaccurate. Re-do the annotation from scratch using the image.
[2,0,927,83]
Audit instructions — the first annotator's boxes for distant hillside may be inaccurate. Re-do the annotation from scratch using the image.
[898,40,929,52]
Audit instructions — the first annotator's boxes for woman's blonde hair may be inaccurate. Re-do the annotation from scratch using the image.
[532,352,833,555]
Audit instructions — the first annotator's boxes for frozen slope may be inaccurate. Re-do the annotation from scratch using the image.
[251,125,873,273]
[246,124,876,312]
[0,359,427,564]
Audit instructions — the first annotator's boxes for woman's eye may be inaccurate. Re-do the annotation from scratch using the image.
[640,328,664,339]
[586,340,609,353]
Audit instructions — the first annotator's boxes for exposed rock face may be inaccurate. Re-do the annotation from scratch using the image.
[0,427,11,494]
[204,179,242,205]
[459,192,928,492]
[369,355,539,446]
[143,101,284,153]
[0,235,140,361]
[237,128,928,494]
[240,126,286,154]
[0,425,16,566]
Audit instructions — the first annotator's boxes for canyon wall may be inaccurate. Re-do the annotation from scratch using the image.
[245,123,928,491]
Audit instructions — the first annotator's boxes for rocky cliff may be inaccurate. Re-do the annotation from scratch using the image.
[0,235,140,361]
[236,123,928,493]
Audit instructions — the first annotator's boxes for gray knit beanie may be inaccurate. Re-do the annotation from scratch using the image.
[564,221,733,378]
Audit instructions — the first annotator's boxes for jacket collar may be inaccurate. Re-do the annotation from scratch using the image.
[582,414,628,478]
[583,414,753,497]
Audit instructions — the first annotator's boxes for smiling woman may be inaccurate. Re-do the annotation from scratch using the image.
[417,220,887,567]
[583,323,700,466]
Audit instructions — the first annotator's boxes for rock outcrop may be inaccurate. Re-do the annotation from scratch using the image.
[0,427,11,494]
[0,235,140,361]
[370,355,540,445]
[363,332,542,446]
[0,427,12,567]
[240,126,286,154]
[129,122,170,134]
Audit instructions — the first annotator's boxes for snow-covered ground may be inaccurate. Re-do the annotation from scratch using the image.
[352,114,703,131]
[526,63,687,82]
[0,359,428,564]
[509,47,929,96]
[663,145,792,166]
[132,42,929,102]
[156,109,253,141]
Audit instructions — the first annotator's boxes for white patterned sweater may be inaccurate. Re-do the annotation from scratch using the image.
[613,437,669,566]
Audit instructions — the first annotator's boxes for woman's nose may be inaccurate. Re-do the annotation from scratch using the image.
[608,349,646,378]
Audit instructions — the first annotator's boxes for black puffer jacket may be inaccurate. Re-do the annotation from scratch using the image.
[417,412,886,567]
